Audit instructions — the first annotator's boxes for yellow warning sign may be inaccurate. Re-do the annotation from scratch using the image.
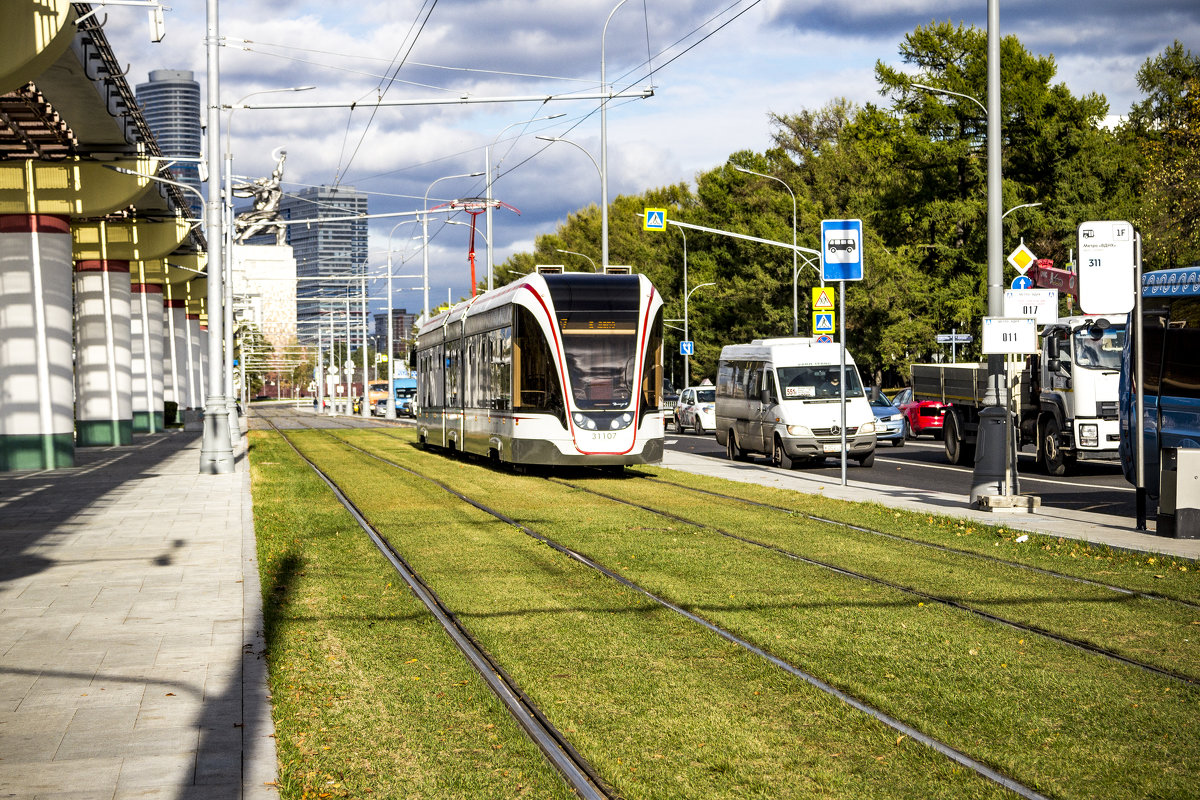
[812,286,836,311]
[1007,242,1038,275]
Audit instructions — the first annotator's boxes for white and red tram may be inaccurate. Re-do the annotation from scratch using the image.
[413,270,666,467]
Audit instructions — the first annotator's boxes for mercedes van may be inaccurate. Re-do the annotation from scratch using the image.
[715,338,877,468]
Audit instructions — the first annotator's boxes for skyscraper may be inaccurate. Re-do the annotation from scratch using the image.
[275,185,369,345]
[134,70,202,218]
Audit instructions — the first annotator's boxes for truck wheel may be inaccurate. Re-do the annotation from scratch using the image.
[1041,418,1069,476]
[772,436,795,469]
[944,413,974,466]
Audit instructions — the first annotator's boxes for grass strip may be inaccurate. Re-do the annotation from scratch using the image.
[338,428,1200,800]
[247,431,578,799]
[287,429,1012,800]
[633,465,1200,604]
[566,472,1200,681]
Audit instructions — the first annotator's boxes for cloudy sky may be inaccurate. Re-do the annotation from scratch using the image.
[104,0,1197,315]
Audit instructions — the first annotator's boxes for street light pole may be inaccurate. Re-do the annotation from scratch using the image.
[224,85,314,443]
[556,248,597,271]
[684,282,714,386]
[200,0,233,473]
[600,0,631,272]
[486,114,564,291]
[385,219,420,419]
[734,165,800,335]
[423,172,483,318]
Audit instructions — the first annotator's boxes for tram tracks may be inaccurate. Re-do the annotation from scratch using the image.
[641,474,1200,611]
[259,412,615,800]
[253,414,1199,800]
[296,423,1057,800]
[551,478,1199,686]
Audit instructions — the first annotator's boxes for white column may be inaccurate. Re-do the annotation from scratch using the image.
[0,214,74,469]
[131,282,165,432]
[74,257,133,446]
[164,295,189,420]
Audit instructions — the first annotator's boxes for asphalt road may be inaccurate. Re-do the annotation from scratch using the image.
[665,430,1138,521]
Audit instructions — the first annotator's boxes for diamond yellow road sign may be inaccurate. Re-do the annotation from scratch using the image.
[811,286,836,311]
[1006,242,1038,275]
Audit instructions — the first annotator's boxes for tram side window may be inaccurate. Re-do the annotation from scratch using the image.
[491,327,512,410]
[1160,299,1200,399]
[513,307,564,421]
[640,309,664,411]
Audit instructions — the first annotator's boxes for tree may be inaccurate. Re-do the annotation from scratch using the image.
[1130,42,1200,268]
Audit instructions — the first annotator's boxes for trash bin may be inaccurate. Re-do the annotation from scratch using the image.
[1157,447,1200,538]
[182,409,203,431]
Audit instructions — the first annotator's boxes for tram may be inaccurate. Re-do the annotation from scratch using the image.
[413,269,666,467]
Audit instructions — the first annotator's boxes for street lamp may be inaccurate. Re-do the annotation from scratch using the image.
[223,84,315,444]
[734,165,805,335]
[1002,201,1042,220]
[423,172,484,319]
[200,0,234,474]
[537,136,603,260]
[385,219,421,419]
[600,0,632,271]
[683,282,715,386]
[915,0,1009,507]
[486,113,565,291]
[556,248,597,271]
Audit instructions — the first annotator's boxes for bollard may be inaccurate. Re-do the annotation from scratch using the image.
[971,406,1010,504]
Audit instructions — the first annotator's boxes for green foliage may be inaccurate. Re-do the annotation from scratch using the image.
[498,25,1188,385]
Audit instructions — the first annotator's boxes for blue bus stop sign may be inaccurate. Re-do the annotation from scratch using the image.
[821,219,864,282]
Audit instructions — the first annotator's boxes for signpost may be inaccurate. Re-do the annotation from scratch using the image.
[1006,242,1038,275]
[1077,220,1135,314]
[936,330,973,363]
[1003,288,1058,325]
[820,219,865,487]
[643,208,666,232]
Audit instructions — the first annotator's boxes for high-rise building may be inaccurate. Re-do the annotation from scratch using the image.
[272,185,369,345]
[134,70,202,218]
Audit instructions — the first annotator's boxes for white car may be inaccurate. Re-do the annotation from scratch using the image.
[673,386,716,434]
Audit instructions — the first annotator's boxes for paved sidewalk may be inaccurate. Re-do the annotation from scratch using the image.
[0,428,277,800]
[663,449,1200,560]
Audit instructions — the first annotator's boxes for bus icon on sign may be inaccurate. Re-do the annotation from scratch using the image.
[827,238,856,254]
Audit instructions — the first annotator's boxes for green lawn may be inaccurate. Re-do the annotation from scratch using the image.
[250,427,1200,799]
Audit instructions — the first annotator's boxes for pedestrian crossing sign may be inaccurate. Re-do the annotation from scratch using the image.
[813,311,835,334]
[643,208,666,231]
[811,287,835,311]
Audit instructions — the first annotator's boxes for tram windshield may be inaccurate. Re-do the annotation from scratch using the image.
[546,275,642,410]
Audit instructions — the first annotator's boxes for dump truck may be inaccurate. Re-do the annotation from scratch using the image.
[912,316,1124,475]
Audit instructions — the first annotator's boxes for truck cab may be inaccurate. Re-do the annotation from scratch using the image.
[1037,317,1124,474]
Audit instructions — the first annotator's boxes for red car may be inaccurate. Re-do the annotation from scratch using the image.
[890,387,947,440]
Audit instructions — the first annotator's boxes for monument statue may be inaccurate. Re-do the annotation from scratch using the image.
[233,148,287,246]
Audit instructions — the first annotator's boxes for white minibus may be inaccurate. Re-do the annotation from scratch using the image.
[715,338,877,468]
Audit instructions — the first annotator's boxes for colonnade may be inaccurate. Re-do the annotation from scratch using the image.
[0,165,208,471]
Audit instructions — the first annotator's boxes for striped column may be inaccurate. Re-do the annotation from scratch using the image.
[74,258,133,446]
[0,214,74,470]
[163,296,188,419]
[131,282,165,433]
[186,312,202,408]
